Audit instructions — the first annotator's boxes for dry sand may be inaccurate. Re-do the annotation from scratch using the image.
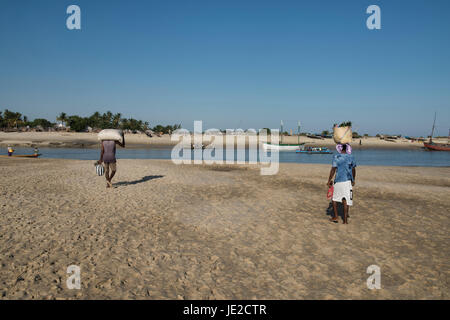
[0,131,438,149]
[0,158,449,299]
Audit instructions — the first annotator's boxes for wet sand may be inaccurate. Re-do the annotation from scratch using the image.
[0,158,449,299]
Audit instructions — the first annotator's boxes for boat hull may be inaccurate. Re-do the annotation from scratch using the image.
[0,154,41,158]
[262,143,303,151]
[423,143,450,151]
[296,151,331,154]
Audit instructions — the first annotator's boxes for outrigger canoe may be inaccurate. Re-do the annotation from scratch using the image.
[0,154,41,158]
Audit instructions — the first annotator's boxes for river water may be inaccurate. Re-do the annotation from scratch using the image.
[2,146,449,167]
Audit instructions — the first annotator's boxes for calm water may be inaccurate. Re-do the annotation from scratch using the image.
[1,147,449,167]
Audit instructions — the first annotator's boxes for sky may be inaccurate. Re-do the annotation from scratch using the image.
[0,0,449,137]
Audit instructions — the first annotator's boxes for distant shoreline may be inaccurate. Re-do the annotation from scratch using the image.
[0,131,442,150]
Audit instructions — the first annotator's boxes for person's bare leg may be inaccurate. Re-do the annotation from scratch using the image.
[105,166,110,188]
[342,199,348,224]
[109,170,116,186]
[330,201,339,222]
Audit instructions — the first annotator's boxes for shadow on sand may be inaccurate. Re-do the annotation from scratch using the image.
[325,201,350,222]
[114,175,164,187]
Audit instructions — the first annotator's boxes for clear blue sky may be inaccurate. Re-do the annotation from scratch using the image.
[0,0,449,136]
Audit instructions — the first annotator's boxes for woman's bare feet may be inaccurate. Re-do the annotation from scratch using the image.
[330,217,339,223]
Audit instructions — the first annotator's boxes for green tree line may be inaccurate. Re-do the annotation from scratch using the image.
[0,109,180,134]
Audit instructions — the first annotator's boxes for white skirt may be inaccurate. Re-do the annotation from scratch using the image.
[332,180,353,206]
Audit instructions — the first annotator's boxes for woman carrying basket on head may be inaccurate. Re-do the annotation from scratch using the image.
[327,123,357,224]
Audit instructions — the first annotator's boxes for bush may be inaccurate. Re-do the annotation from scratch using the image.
[31,118,53,129]
[151,124,181,134]
[67,116,88,132]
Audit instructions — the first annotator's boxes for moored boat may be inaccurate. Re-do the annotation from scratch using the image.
[423,113,450,151]
[0,154,41,158]
[262,120,305,151]
[423,142,450,151]
[262,142,304,151]
[306,134,324,140]
[296,146,332,154]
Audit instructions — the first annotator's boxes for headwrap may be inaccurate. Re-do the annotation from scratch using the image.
[336,143,352,154]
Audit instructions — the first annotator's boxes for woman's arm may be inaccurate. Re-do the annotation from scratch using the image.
[352,167,356,186]
[327,167,336,187]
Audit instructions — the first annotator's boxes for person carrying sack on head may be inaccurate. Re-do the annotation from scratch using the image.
[98,133,125,188]
[327,143,356,224]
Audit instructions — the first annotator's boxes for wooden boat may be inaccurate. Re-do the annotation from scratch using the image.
[423,142,450,151]
[0,154,41,158]
[262,120,305,151]
[296,147,332,154]
[263,142,304,151]
[423,113,450,151]
[306,134,324,140]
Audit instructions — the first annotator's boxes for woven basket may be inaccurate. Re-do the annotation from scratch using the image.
[333,126,352,144]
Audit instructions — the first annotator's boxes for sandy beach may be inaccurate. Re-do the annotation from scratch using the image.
[0,131,440,150]
[0,158,448,299]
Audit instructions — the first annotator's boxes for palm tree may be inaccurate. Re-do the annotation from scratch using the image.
[89,111,101,128]
[3,109,22,128]
[112,113,122,129]
[57,112,67,127]
[102,111,113,128]
[12,112,21,128]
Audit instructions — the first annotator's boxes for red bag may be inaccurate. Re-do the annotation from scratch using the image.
[327,185,334,201]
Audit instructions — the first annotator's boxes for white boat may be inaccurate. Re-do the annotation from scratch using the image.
[262,142,303,151]
[262,120,304,151]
